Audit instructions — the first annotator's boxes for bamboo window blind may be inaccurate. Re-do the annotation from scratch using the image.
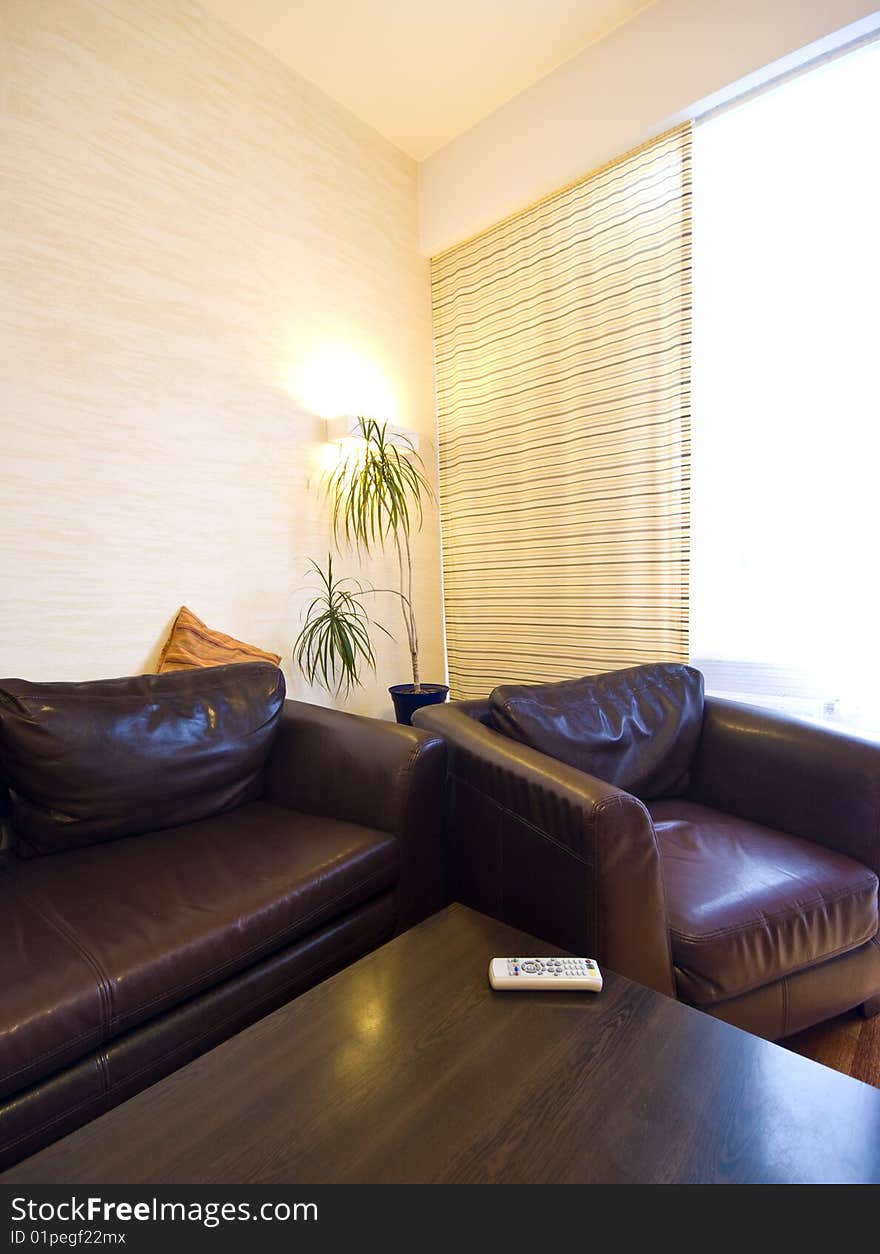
[431,123,693,700]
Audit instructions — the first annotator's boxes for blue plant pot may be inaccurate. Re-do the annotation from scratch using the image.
[389,683,449,726]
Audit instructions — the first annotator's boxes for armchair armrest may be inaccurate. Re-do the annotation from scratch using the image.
[415,703,675,996]
[690,697,880,876]
[262,700,447,929]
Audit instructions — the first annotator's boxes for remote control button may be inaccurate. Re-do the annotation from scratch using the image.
[520,960,543,974]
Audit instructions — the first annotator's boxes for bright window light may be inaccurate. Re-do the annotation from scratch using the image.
[691,38,880,738]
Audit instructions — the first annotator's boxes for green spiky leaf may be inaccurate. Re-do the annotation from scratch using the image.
[326,417,433,554]
[292,555,390,697]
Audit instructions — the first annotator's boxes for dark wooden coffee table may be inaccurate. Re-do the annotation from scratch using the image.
[4,903,880,1184]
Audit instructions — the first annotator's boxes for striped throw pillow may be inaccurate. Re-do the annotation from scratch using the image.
[157,606,281,673]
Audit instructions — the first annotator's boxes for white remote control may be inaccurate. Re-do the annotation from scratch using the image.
[488,956,603,991]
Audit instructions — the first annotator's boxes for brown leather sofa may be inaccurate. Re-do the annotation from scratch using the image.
[0,663,445,1169]
[414,663,880,1041]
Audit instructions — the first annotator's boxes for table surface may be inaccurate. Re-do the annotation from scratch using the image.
[5,903,880,1184]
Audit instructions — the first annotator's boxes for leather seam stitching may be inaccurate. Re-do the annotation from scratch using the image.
[591,799,601,958]
[0,1026,105,1091]
[451,773,594,867]
[107,864,396,1028]
[670,883,877,942]
[30,902,116,1031]
[0,865,393,1091]
[99,920,389,1091]
[394,740,424,837]
[97,1050,110,1098]
[0,1057,105,1156]
[677,930,877,1003]
[1,887,114,1080]
[0,918,390,1158]
[594,794,675,990]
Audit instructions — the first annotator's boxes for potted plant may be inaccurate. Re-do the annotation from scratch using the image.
[294,418,448,723]
[292,554,387,697]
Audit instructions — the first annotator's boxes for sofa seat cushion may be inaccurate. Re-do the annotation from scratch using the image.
[0,802,397,1100]
[649,800,879,1005]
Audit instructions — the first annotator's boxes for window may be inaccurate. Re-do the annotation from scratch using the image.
[691,38,880,738]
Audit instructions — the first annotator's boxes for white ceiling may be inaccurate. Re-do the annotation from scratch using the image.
[198,0,654,159]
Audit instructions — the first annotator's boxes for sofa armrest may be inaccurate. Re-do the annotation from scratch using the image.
[262,700,447,929]
[690,697,880,876]
[414,703,675,996]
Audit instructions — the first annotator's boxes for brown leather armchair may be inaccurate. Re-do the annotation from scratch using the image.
[415,666,880,1041]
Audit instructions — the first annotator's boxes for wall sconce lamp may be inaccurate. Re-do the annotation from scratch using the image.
[324,415,420,454]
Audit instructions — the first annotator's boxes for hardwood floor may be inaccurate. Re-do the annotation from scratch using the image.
[785,1010,880,1088]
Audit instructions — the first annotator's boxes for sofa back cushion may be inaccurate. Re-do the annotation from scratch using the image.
[489,663,704,800]
[0,662,286,857]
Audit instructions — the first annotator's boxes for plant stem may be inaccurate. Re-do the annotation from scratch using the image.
[394,534,420,691]
[403,528,419,691]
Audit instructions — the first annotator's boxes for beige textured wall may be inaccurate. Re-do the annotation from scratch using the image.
[0,0,444,718]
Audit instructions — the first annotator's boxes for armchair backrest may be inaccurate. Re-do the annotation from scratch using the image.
[465,664,705,802]
[455,698,493,727]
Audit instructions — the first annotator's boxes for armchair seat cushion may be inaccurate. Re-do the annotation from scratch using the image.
[0,801,397,1101]
[649,800,879,1006]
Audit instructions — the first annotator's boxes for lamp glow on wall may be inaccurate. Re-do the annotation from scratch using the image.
[295,345,398,423]
[291,344,444,717]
